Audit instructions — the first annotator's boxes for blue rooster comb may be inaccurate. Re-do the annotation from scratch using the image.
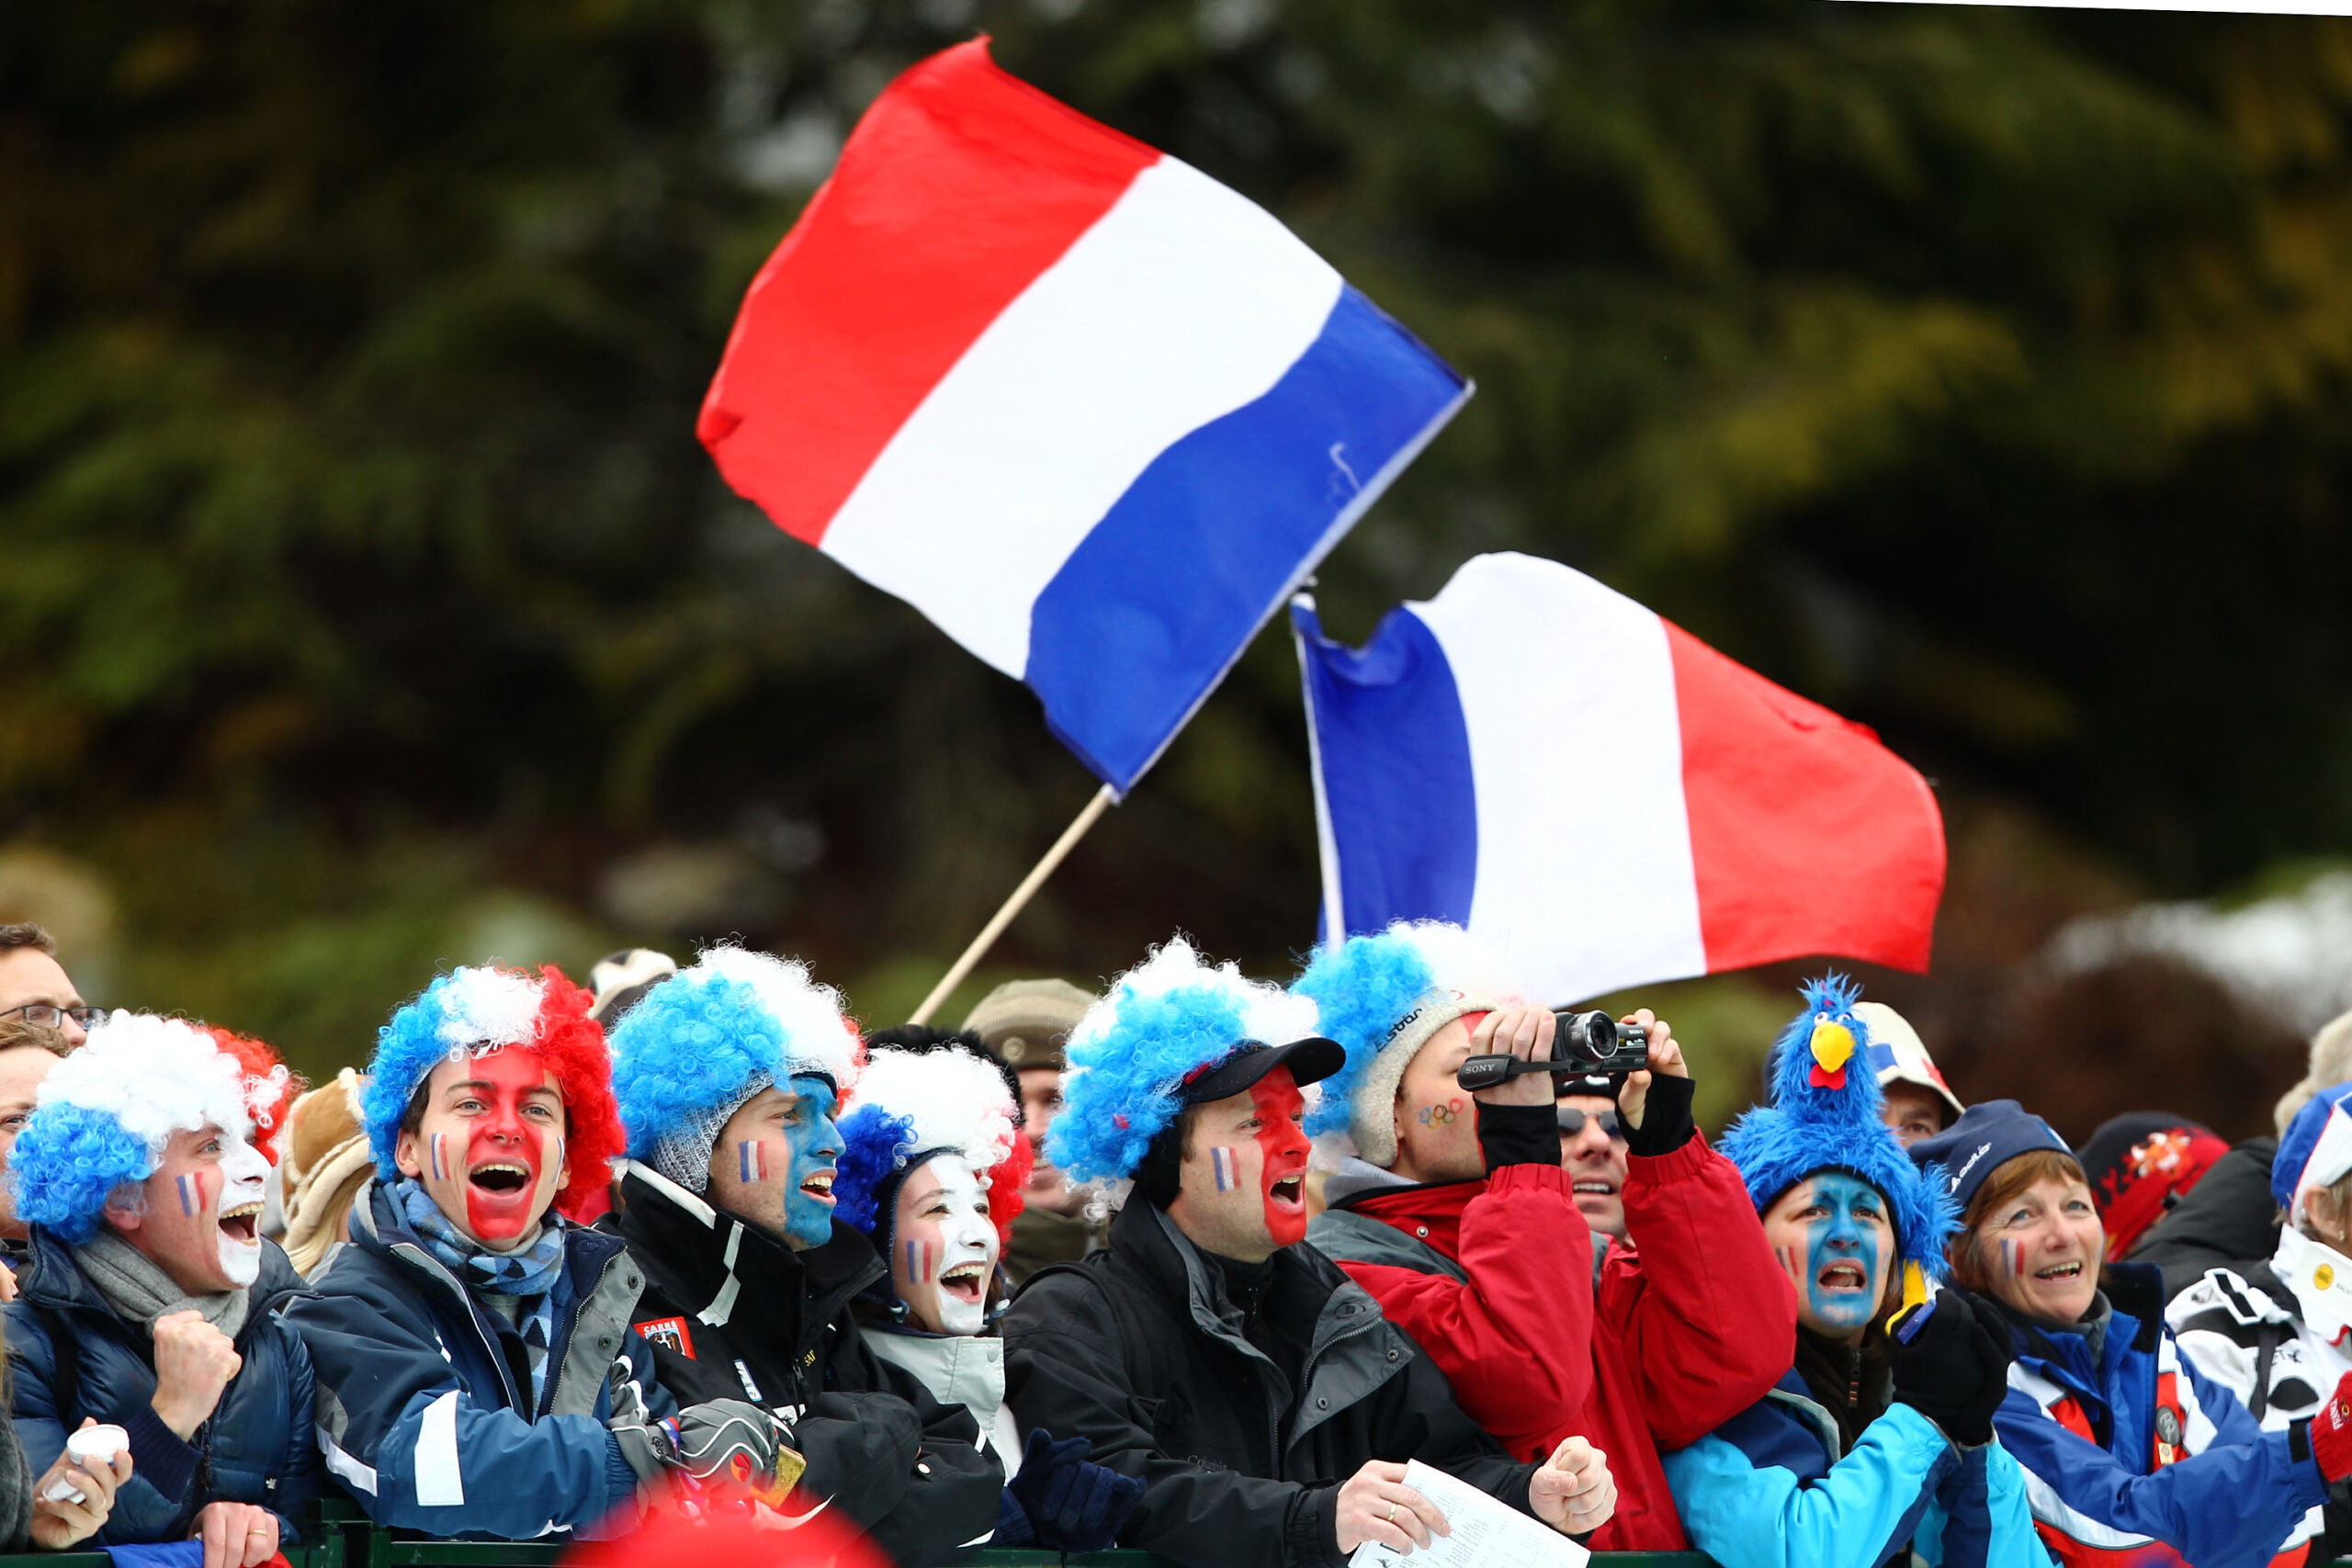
[1722,973,1955,1277]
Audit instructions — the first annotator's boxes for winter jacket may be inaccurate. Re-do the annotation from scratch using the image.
[1663,1365,2045,1568]
[603,1162,1002,1567]
[2129,1138,2281,1303]
[6,1226,321,1548]
[1307,1114,1796,1550]
[1003,1196,1541,1568]
[1989,1261,2326,1568]
[864,1325,1024,1480]
[285,1180,675,1540]
[2168,1234,2352,1562]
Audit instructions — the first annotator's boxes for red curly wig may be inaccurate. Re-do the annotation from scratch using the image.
[521,965,627,1219]
[206,1026,303,1168]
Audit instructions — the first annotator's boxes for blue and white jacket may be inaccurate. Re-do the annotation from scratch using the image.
[1662,1364,2047,1568]
[284,1181,677,1540]
[1988,1263,2324,1568]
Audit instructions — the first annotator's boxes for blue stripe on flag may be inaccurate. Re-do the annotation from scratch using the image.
[1295,596,1477,939]
[1025,285,1468,794]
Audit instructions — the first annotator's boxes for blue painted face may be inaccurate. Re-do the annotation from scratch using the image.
[778,1075,843,1250]
[1763,1170,1894,1338]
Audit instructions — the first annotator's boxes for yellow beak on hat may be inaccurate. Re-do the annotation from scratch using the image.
[1810,1017,1856,1076]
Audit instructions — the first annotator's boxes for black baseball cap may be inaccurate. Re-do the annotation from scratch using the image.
[1175,1038,1346,1105]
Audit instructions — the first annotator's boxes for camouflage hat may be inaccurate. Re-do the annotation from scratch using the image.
[962,977,1096,1071]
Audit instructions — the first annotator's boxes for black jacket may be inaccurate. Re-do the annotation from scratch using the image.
[2128,1136,2280,1302]
[1003,1199,1539,1568]
[6,1228,320,1547]
[604,1162,1001,1567]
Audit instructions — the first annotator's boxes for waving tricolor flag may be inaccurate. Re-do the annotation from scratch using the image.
[1296,553,1945,1004]
[701,40,1468,795]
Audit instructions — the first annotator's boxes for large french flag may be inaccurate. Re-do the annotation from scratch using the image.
[1296,553,1946,1004]
[700,40,1469,795]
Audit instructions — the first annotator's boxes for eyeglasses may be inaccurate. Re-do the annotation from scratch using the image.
[0,1003,101,1029]
[1556,1107,1624,1142]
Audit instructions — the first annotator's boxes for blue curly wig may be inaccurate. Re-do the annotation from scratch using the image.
[610,970,791,1162]
[367,971,477,1181]
[1720,974,1956,1276]
[1046,983,1248,1184]
[1290,929,1437,1138]
[11,1104,154,1243]
[833,1107,917,1233]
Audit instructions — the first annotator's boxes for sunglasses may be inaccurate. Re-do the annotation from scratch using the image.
[0,1003,101,1029]
[1555,1106,1624,1142]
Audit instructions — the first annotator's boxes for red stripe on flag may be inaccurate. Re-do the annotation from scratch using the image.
[1664,621,1944,976]
[698,39,1159,545]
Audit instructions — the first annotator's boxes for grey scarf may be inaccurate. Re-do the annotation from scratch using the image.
[74,1232,249,1342]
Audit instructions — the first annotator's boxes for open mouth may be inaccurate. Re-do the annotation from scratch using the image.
[800,1169,837,1206]
[1572,1180,1617,1197]
[2035,1261,2085,1282]
[1816,1261,1869,1292]
[469,1162,532,1195]
[939,1261,988,1304]
[1267,1174,1305,1208]
[218,1201,262,1246]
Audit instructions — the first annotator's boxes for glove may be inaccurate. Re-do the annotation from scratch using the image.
[606,1372,669,1486]
[671,1398,781,1483]
[1002,1427,1147,1552]
[2311,1371,2352,1483]
[1890,1290,2013,1447]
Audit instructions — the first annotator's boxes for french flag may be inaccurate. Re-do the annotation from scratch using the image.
[699,40,1468,794]
[1296,553,1946,1004]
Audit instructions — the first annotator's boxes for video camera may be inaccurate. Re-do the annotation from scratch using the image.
[1454,1010,1651,1091]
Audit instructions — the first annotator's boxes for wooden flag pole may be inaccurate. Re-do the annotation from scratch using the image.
[906,783,1117,1026]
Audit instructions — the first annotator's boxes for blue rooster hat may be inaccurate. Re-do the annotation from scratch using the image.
[1721,974,1956,1278]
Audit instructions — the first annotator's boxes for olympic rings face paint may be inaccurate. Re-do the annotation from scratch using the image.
[1416,1100,1464,1128]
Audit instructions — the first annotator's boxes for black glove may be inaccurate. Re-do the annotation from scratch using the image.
[1622,1071,1696,1156]
[1001,1428,1146,1552]
[1890,1290,2014,1447]
[1476,1100,1561,1171]
[672,1398,781,1483]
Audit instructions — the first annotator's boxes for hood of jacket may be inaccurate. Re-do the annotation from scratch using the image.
[865,1325,1004,1428]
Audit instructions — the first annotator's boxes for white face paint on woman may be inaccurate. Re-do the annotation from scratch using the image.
[888,1154,998,1336]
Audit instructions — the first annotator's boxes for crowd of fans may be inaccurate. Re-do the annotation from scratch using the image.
[0,914,2346,1568]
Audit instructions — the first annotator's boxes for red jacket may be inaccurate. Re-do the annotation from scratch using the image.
[1317,1135,1796,1551]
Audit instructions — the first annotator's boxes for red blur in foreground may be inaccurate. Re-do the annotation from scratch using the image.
[566,1483,890,1568]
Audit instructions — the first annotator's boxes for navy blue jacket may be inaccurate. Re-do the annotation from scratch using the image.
[284,1181,676,1541]
[5,1227,321,1548]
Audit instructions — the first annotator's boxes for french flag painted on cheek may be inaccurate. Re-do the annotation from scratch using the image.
[698,40,1469,794]
[1296,552,1946,1005]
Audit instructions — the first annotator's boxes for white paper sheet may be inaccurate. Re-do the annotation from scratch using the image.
[1344,1460,1591,1568]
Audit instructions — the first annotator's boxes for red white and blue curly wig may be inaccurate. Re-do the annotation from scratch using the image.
[13,1013,294,1243]
[834,1043,1030,1250]
[1046,938,1322,1191]
[1720,974,1955,1277]
[364,964,623,1218]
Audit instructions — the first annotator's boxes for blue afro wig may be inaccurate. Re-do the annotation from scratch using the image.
[11,1105,154,1244]
[1291,929,1436,1138]
[1720,974,1956,1277]
[833,1107,917,1234]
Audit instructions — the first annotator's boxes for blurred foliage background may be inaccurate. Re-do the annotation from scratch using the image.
[5,0,2352,1139]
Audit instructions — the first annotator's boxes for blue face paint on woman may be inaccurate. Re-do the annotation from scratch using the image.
[778,1074,844,1250]
[1765,1170,1894,1338]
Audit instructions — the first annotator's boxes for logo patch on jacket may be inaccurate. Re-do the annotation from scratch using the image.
[635,1315,695,1359]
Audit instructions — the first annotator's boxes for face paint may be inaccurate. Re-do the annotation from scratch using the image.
[2001,1236,2027,1278]
[738,1139,768,1185]
[889,1155,999,1336]
[1762,1171,1893,1341]
[1210,1147,1240,1192]
[429,1133,449,1183]
[450,1047,564,1246]
[1416,1100,1464,1129]
[1250,1071,1311,1249]
[176,1171,206,1218]
[778,1076,842,1251]
[213,1135,269,1287]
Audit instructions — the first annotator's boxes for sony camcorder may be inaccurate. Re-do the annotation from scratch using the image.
[1454,1010,1651,1091]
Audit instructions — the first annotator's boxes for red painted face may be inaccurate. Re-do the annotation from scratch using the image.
[1250,1069,1311,1247]
[454,1048,564,1244]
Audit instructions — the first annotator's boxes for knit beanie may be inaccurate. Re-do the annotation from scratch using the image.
[2076,1111,2228,1259]
[1291,920,1521,1166]
[609,946,863,1194]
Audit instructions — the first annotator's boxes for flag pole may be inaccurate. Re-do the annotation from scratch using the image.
[906,783,1117,1026]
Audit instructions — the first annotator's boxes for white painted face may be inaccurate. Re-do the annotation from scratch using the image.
[214,1135,270,1286]
[888,1154,999,1336]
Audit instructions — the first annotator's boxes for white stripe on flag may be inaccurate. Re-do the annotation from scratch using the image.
[1411,554,1705,1003]
[821,156,1344,677]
